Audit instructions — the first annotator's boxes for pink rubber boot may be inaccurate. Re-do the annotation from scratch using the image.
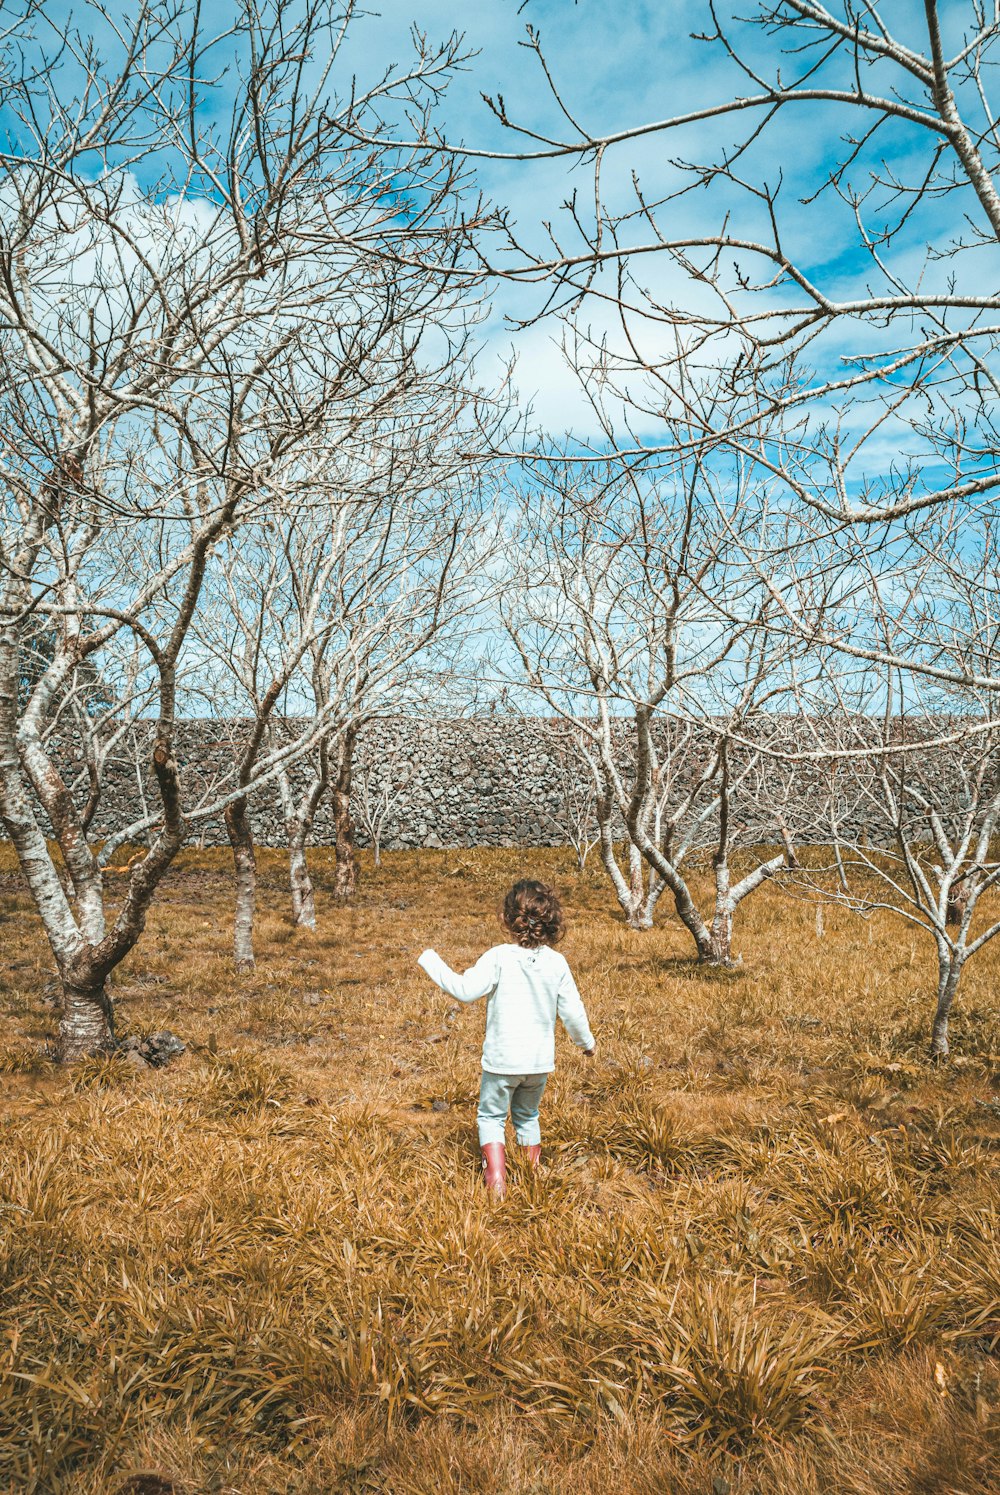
[481,1142,507,1197]
[523,1144,542,1169]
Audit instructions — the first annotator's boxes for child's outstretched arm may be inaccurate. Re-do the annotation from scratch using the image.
[417,948,498,1003]
[556,966,596,1054]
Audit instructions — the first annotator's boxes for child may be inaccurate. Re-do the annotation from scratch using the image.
[417,878,595,1197]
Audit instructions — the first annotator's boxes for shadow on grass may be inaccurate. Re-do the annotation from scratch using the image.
[630,955,749,985]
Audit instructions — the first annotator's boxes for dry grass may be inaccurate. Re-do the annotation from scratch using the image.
[1,842,999,1494]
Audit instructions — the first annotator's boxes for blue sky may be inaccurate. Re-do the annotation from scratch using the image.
[10,0,1000,455]
[330,0,760,432]
[11,0,686,425]
[328,1,1000,448]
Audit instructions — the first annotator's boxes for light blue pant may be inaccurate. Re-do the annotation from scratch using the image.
[477,1070,549,1147]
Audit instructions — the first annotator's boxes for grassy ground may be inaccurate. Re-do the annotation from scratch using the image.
[1,843,999,1494]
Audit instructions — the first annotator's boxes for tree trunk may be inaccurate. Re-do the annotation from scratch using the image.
[945,892,967,927]
[640,872,666,928]
[832,838,849,894]
[332,728,358,901]
[289,824,316,929]
[620,845,663,929]
[333,787,357,899]
[2,685,187,1060]
[277,752,327,932]
[702,856,735,965]
[776,816,799,869]
[703,904,734,965]
[59,977,115,1059]
[600,834,637,926]
[666,878,715,961]
[225,797,257,972]
[627,842,644,911]
[598,822,654,929]
[930,957,962,1060]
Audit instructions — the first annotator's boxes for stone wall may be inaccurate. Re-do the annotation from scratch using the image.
[51,717,598,850]
[30,714,962,851]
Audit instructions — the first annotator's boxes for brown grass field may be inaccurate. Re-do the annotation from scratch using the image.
[1,843,999,1494]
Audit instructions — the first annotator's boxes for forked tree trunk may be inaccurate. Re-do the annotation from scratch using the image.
[225,796,257,971]
[2,725,187,1060]
[2,457,227,1060]
[637,836,785,968]
[332,727,358,901]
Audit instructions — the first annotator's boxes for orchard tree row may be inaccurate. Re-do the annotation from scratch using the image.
[4,0,1000,1062]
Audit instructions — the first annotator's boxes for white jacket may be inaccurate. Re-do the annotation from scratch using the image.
[417,942,595,1074]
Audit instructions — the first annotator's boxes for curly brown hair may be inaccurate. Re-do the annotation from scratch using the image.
[502,879,565,949]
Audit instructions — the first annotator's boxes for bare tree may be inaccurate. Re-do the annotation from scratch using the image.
[500,451,804,960]
[258,405,495,934]
[353,724,418,869]
[355,2,1000,753]
[193,351,487,970]
[797,706,1000,1060]
[537,724,601,871]
[0,0,491,1056]
[773,511,1000,1057]
[194,508,361,970]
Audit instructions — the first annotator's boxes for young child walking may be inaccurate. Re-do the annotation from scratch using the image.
[417,878,595,1197]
